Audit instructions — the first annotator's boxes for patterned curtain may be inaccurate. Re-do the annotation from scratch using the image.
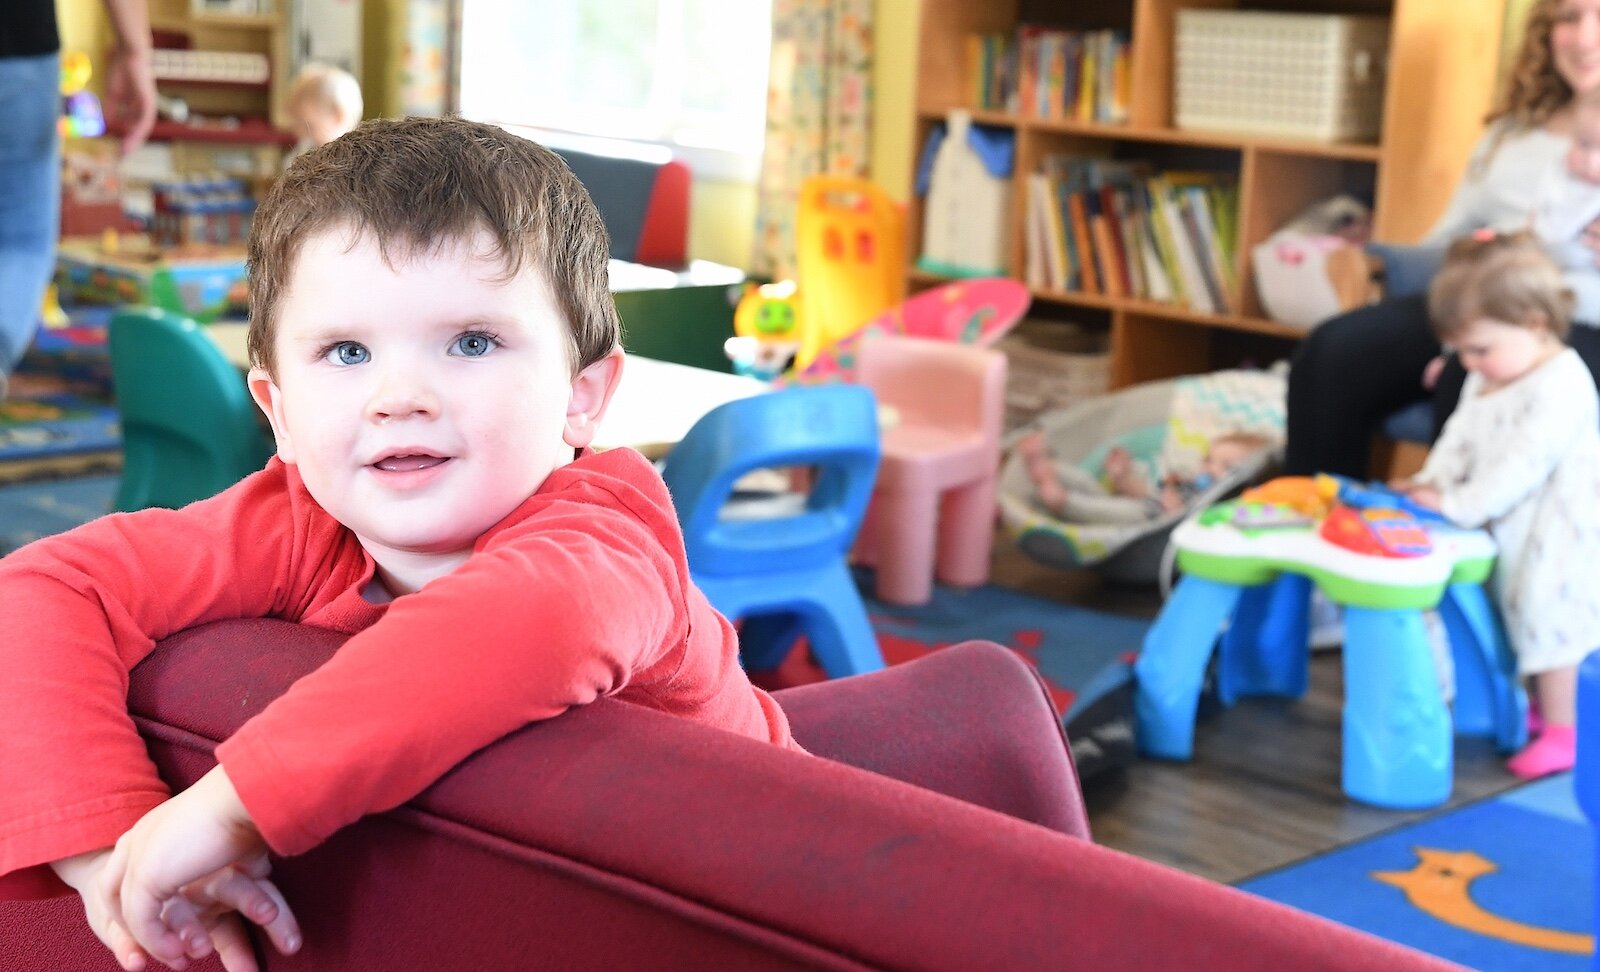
[750,0,874,280]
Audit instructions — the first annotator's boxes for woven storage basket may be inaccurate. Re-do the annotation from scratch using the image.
[996,320,1110,433]
[1175,10,1389,142]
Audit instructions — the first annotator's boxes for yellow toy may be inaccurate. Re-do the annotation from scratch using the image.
[726,280,803,381]
[791,176,906,373]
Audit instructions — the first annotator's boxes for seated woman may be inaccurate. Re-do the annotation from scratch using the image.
[1286,0,1600,478]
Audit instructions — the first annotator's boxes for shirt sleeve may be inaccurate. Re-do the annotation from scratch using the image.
[1421,129,1500,246]
[0,464,313,897]
[216,493,686,856]
[1436,369,1589,527]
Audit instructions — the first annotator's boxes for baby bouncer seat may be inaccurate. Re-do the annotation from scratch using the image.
[998,368,1286,584]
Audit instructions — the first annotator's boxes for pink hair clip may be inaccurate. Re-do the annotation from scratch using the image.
[1472,227,1497,242]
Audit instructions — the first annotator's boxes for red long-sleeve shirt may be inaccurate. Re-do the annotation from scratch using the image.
[0,448,795,897]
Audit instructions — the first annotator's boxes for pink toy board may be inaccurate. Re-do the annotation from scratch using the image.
[783,277,1030,386]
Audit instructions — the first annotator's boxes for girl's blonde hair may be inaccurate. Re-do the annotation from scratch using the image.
[1489,0,1570,129]
[1427,231,1573,340]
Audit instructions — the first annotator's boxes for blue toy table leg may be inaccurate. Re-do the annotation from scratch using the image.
[1341,606,1453,808]
[1437,582,1527,752]
[1136,576,1245,760]
[1219,573,1310,704]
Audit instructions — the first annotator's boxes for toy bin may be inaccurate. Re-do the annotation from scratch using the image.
[1174,10,1390,142]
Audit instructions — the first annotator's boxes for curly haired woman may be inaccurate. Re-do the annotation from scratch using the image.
[1285,0,1600,477]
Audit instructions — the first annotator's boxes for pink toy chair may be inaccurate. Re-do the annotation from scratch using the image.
[853,334,1008,606]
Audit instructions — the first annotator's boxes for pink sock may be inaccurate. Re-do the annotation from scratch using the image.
[1506,724,1576,780]
[1527,695,1544,736]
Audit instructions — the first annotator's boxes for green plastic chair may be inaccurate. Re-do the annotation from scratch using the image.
[108,306,276,511]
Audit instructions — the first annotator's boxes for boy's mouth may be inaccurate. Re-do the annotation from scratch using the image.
[370,452,450,472]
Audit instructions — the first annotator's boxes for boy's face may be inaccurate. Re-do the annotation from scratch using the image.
[249,225,621,580]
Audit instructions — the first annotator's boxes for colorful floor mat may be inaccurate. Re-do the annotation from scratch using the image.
[753,571,1151,779]
[1239,774,1593,970]
[1,308,119,466]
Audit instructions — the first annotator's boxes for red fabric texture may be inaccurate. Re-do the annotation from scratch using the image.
[0,619,1460,970]
[0,447,792,890]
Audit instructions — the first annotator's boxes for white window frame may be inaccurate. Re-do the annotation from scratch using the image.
[457,0,770,183]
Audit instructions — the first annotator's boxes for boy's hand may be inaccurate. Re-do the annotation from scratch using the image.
[103,767,302,970]
[51,847,151,972]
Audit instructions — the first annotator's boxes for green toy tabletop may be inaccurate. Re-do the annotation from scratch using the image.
[1171,513,1497,611]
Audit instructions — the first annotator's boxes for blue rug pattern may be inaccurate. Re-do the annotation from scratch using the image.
[1240,774,1593,970]
[0,474,118,555]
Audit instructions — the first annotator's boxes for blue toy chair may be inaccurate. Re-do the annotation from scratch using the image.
[661,384,885,678]
[109,306,276,511]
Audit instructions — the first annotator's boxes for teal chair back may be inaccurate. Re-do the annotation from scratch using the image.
[108,307,275,511]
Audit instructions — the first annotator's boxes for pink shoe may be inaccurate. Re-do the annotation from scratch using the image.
[1506,725,1576,780]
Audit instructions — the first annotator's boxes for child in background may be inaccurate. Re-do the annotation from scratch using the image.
[1394,231,1600,779]
[0,116,801,971]
[285,62,363,157]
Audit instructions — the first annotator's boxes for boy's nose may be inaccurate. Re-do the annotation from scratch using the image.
[366,373,440,423]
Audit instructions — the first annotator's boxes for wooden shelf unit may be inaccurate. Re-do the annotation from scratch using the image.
[149,0,292,135]
[907,0,1507,389]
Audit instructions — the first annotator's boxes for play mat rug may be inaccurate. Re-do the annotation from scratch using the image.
[750,570,1151,780]
[0,307,119,467]
[1239,774,1592,970]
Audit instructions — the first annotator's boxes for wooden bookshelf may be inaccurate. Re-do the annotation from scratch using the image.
[907,0,1507,388]
[149,0,293,137]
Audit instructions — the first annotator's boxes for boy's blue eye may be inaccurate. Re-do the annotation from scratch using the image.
[452,331,498,357]
[327,341,369,365]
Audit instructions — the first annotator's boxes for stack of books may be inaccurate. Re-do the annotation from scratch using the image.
[1023,156,1238,315]
[965,26,1131,123]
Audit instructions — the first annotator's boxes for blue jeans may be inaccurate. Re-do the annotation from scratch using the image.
[0,53,60,372]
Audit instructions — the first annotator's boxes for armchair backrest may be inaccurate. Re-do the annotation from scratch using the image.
[661,384,880,575]
[108,306,275,511]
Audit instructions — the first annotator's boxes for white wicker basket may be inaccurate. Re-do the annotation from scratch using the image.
[1175,10,1389,142]
[997,321,1110,433]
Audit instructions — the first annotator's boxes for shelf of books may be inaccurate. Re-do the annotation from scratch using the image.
[906,0,1506,391]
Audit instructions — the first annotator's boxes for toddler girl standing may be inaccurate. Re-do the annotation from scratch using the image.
[1397,231,1600,778]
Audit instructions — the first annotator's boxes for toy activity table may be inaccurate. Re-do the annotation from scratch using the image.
[1134,476,1528,809]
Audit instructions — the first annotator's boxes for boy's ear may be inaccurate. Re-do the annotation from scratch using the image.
[563,348,625,449]
[247,368,296,464]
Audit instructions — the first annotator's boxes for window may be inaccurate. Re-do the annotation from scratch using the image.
[458,0,771,180]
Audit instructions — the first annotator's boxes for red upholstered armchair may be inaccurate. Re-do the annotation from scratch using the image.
[1,620,1457,971]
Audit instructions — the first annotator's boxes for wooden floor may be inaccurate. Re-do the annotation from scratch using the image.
[988,542,1526,886]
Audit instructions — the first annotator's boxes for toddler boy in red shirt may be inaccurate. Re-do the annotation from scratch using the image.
[0,116,799,971]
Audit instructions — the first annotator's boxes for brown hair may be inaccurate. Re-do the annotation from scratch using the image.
[1489,0,1570,130]
[1427,231,1572,340]
[247,115,619,377]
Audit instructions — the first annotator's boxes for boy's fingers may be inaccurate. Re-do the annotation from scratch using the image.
[208,914,261,972]
[236,852,273,880]
[193,867,278,929]
[101,918,149,972]
[161,895,214,961]
[250,878,303,956]
[120,883,189,969]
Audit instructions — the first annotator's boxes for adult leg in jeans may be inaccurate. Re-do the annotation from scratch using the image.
[1284,294,1440,477]
[0,53,62,384]
[1431,322,1600,438]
